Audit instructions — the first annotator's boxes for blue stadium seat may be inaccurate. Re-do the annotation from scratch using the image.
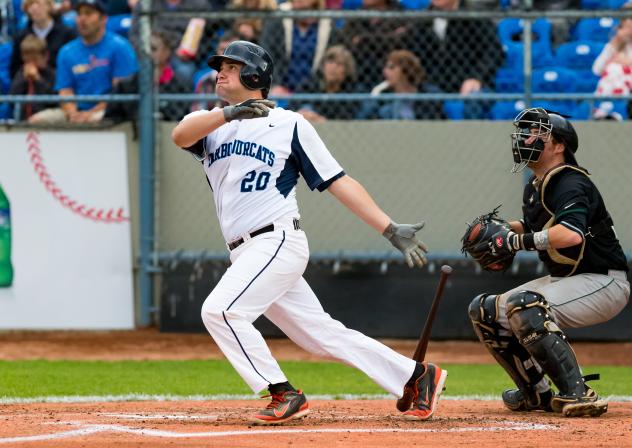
[570,101,591,120]
[341,0,363,8]
[594,100,629,119]
[555,40,605,71]
[575,70,601,92]
[497,18,554,69]
[572,17,619,42]
[0,42,13,94]
[443,100,464,120]
[498,18,553,49]
[581,0,628,7]
[531,100,576,117]
[490,100,527,120]
[106,14,132,37]
[532,67,579,93]
[399,0,430,9]
[607,0,629,8]
[495,68,524,92]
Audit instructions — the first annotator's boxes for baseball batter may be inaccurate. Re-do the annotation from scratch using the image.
[467,108,629,417]
[171,41,447,425]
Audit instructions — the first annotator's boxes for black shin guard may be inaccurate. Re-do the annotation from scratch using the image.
[468,294,547,405]
[506,291,586,398]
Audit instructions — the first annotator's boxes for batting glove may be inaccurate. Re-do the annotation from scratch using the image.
[223,99,276,122]
[383,221,429,268]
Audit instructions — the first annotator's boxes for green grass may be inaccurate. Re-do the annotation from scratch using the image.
[1,360,631,398]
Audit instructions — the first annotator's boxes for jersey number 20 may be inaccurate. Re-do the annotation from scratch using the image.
[241,170,271,192]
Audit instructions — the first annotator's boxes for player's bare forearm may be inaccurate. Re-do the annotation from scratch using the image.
[548,224,583,248]
[172,109,227,148]
[327,175,391,233]
[509,221,524,233]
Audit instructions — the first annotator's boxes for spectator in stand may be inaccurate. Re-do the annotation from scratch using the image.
[105,30,189,121]
[228,0,278,44]
[291,45,359,122]
[130,0,214,84]
[9,34,56,121]
[29,0,138,124]
[334,0,409,90]
[592,2,632,117]
[260,0,333,95]
[9,0,76,79]
[190,31,240,112]
[412,0,503,96]
[357,49,445,120]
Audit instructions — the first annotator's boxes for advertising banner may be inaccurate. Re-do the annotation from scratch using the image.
[0,132,134,329]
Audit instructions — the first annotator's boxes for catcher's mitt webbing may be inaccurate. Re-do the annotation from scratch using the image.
[461,206,515,272]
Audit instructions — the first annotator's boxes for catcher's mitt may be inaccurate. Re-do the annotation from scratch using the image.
[461,206,515,272]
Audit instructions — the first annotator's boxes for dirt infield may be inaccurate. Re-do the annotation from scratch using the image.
[1,400,631,447]
[1,330,631,447]
[1,329,631,365]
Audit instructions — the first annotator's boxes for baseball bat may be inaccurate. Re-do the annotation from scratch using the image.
[396,264,452,412]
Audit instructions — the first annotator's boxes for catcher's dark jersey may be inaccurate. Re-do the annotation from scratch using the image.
[522,164,628,277]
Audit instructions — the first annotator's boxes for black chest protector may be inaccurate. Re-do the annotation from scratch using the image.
[523,165,588,277]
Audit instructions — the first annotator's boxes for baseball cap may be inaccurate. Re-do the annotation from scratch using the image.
[75,0,107,13]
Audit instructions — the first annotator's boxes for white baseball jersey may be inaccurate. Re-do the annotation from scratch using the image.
[182,107,344,242]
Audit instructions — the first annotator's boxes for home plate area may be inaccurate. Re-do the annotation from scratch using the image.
[1,400,631,447]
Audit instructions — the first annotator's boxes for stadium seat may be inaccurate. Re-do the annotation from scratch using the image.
[498,18,553,49]
[555,40,605,71]
[490,100,527,120]
[497,18,555,69]
[575,70,601,92]
[570,101,592,120]
[399,0,430,9]
[0,42,13,94]
[106,14,132,37]
[594,100,629,119]
[581,0,628,7]
[572,17,619,42]
[532,67,579,93]
[341,0,363,8]
[443,100,464,120]
[495,68,524,92]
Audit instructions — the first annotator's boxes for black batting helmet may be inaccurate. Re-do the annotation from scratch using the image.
[207,41,274,98]
[511,107,579,173]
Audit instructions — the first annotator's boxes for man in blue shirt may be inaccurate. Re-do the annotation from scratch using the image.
[30,0,138,124]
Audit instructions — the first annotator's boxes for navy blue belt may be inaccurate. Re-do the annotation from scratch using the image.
[228,219,300,251]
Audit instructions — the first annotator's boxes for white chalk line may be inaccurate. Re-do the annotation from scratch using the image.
[100,413,219,421]
[0,421,558,444]
[1,393,631,404]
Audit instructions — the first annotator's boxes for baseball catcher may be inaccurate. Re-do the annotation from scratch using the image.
[466,108,629,418]
[461,206,515,272]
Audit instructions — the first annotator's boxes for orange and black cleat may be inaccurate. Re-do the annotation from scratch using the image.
[402,362,448,421]
[251,389,309,425]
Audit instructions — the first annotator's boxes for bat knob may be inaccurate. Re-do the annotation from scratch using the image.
[441,265,453,275]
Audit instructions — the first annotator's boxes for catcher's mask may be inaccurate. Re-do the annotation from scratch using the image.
[207,41,274,98]
[510,108,579,173]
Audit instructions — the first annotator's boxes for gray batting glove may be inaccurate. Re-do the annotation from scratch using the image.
[382,221,429,268]
[223,99,276,122]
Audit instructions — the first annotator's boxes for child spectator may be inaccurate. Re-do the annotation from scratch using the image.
[10,0,76,78]
[9,34,56,121]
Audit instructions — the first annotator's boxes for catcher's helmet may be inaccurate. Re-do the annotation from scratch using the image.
[207,41,274,98]
[510,108,579,173]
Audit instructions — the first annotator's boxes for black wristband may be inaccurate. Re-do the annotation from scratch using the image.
[521,233,537,251]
